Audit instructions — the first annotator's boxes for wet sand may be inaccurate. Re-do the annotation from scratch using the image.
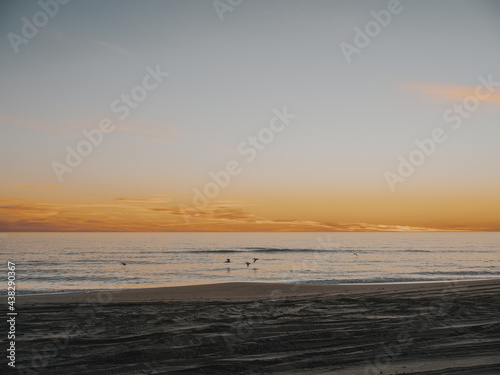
[4,279,500,374]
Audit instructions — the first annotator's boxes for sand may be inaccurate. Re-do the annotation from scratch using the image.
[3,279,500,374]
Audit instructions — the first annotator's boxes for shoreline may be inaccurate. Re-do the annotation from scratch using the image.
[5,277,500,297]
[7,278,500,304]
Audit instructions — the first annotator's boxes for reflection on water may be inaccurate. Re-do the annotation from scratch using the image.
[1,232,499,294]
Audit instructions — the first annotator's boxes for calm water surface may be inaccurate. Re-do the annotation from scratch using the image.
[1,232,499,294]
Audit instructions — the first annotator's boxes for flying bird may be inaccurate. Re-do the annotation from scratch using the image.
[224,259,231,263]
[252,258,259,263]
[353,253,358,257]
[121,262,127,266]
[245,262,251,267]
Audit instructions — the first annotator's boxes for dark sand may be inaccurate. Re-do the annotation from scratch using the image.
[3,279,500,374]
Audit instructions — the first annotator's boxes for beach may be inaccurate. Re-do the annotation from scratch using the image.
[5,279,500,374]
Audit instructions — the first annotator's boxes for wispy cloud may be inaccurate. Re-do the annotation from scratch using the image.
[40,31,138,59]
[401,82,500,104]
[116,197,171,203]
[148,202,446,232]
[0,199,491,232]
[0,199,20,203]
[16,185,61,190]
[0,114,75,137]
[2,112,185,146]
[0,204,59,215]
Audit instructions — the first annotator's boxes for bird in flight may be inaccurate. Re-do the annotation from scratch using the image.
[121,262,127,266]
[252,258,259,263]
[353,253,358,257]
[245,262,251,267]
[224,259,231,263]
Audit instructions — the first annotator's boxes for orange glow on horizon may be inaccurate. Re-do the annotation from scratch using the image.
[1,187,499,232]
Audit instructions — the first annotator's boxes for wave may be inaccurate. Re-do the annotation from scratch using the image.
[183,248,497,254]
[419,270,500,276]
[296,276,498,284]
[251,248,336,253]
[186,249,242,253]
[0,288,116,296]
[400,249,432,253]
[186,248,346,253]
[184,248,445,253]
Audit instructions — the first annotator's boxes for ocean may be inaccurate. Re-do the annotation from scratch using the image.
[1,232,499,294]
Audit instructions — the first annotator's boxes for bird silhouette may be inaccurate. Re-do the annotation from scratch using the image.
[353,253,358,257]
[245,262,251,267]
[252,258,259,263]
[224,258,231,263]
[121,262,127,266]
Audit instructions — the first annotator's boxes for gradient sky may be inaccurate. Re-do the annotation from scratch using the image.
[1,0,500,232]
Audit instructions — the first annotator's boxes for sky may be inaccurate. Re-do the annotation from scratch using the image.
[1,0,499,232]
